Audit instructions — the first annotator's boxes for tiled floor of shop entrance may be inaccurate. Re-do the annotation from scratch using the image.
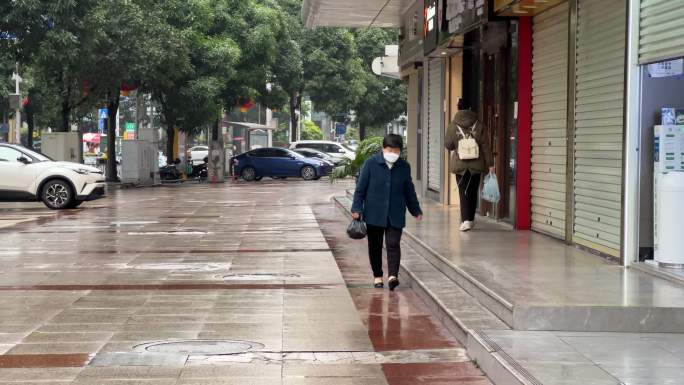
[0,181,487,384]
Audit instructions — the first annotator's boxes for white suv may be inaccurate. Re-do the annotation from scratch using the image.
[187,145,209,165]
[0,143,106,209]
[290,141,356,163]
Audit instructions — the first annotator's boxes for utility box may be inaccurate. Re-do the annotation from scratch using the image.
[657,172,684,267]
[653,125,684,264]
[121,140,157,186]
[42,132,80,162]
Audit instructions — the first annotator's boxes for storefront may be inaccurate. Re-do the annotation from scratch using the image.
[399,0,425,183]
[624,0,684,268]
[418,0,487,205]
[571,0,627,258]
[497,0,628,258]
[529,2,570,239]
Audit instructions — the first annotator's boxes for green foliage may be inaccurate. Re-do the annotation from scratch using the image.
[331,136,383,182]
[0,0,405,152]
[345,126,360,141]
[302,28,366,117]
[0,51,15,120]
[301,120,323,140]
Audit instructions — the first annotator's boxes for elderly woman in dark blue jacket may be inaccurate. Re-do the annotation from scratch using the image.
[351,134,423,291]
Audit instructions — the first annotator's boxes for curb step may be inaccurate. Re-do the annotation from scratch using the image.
[338,193,514,326]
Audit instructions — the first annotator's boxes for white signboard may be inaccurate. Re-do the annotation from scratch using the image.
[648,59,684,78]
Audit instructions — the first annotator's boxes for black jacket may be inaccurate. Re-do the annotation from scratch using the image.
[351,153,422,229]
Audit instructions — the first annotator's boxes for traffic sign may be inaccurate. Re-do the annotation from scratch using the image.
[125,122,136,132]
[99,109,108,119]
[335,123,347,136]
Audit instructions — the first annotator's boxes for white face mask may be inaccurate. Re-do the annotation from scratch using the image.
[383,152,400,164]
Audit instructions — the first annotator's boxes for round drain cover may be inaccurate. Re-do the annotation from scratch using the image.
[221,273,301,280]
[136,340,264,355]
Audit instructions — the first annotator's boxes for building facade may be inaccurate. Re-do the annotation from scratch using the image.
[302,0,684,265]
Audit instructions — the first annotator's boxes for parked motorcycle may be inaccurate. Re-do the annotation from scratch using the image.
[160,159,182,181]
[188,157,208,181]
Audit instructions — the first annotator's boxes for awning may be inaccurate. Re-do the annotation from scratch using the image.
[226,122,276,131]
[302,0,412,28]
[494,0,566,16]
[82,133,101,144]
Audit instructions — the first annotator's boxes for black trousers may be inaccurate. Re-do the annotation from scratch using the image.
[456,170,481,222]
[367,224,403,278]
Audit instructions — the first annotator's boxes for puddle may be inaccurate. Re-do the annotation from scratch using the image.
[134,340,264,355]
[220,273,301,280]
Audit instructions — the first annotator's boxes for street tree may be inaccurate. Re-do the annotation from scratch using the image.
[145,0,236,164]
[301,28,366,119]
[0,0,101,132]
[0,51,15,128]
[301,120,323,140]
[86,0,167,181]
[147,0,281,164]
[270,0,306,142]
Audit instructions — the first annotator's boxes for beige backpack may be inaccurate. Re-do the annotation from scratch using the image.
[457,122,479,160]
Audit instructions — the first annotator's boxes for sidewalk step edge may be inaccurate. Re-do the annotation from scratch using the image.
[631,262,684,287]
[399,263,470,345]
[400,225,515,325]
[467,331,540,385]
[338,193,515,325]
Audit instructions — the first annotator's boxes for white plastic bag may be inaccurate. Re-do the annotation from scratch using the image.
[481,172,500,203]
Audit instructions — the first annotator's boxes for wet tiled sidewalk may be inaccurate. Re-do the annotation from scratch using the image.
[0,180,488,384]
[313,204,491,385]
[480,330,684,385]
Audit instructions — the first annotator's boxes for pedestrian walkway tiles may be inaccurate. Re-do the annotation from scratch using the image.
[0,181,489,384]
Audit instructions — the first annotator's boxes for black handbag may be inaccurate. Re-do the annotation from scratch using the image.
[346,216,367,239]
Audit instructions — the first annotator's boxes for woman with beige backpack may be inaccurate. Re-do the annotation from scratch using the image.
[445,99,495,231]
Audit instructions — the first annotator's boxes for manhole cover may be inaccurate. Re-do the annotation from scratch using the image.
[134,340,264,355]
[221,273,301,280]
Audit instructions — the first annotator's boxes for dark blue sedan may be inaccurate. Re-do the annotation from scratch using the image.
[231,147,333,181]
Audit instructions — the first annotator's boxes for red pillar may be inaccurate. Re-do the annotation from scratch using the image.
[516,17,532,230]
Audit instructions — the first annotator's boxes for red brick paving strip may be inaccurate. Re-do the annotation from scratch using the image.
[0,283,338,291]
[382,363,493,385]
[0,354,91,368]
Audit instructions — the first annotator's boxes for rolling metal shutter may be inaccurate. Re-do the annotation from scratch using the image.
[639,0,684,64]
[530,3,569,239]
[427,59,443,192]
[573,0,626,256]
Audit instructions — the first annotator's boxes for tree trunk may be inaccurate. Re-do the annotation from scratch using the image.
[359,122,367,141]
[106,92,120,182]
[26,109,34,149]
[289,94,298,143]
[166,122,175,165]
[212,118,219,142]
[60,99,70,133]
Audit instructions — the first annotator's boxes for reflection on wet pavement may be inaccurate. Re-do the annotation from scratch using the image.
[313,204,492,385]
